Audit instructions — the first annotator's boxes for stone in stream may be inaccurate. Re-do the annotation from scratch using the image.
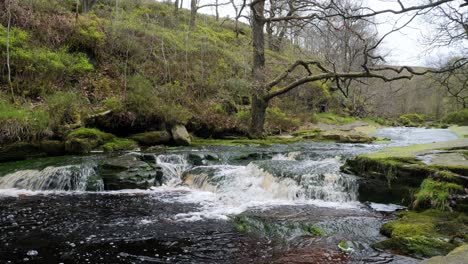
[171,125,191,146]
[98,154,163,190]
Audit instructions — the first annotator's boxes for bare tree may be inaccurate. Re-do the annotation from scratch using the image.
[189,0,231,30]
[247,0,466,138]
[433,60,468,109]
[6,0,14,102]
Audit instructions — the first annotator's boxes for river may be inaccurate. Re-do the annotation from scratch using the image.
[0,128,458,263]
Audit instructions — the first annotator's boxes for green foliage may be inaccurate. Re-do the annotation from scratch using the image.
[0,25,93,96]
[66,128,115,143]
[45,91,89,132]
[311,112,358,125]
[398,114,425,127]
[0,100,51,144]
[265,107,300,134]
[103,97,124,112]
[125,76,192,125]
[413,179,463,211]
[101,138,137,152]
[443,109,468,125]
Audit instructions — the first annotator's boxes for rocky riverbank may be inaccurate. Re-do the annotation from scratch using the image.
[342,127,468,259]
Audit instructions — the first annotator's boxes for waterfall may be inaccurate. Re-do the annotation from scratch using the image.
[0,164,102,191]
[153,154,189,186]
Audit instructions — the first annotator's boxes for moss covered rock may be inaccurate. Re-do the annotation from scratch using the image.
[98,154,163,190]
[374,210,467,258]
[130,131,172,146]
[0,142,46,162]
[65,128,115,154]
[421,244,468,264]
[101,138,138,152]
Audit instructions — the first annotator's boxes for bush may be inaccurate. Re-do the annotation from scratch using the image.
[398,114,425,127]
[0,100,51,144]
[310,112,357,125]
[266,107,300,134]
[125,75,192,125]
[45,91,89,133]
[442,109,468,125]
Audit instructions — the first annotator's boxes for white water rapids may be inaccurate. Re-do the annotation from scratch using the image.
[0,127,459,221]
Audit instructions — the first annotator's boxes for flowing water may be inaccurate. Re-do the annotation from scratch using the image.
[0,128,458,263]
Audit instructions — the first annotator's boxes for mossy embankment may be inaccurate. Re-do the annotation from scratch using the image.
[342,127,468,259]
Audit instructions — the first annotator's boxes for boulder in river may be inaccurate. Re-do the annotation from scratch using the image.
[171,125,191,146]
[98,154,163,190]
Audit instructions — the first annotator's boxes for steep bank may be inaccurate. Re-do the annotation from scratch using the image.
[342,127,468,258]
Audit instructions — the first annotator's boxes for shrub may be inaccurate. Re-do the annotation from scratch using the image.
[0,100,51,144]
[398,114,425,127]
[125,75,192,125]
[413,179,463,211]
[45,91,89,133]
[442,109,468,125]
[266,107,300,134]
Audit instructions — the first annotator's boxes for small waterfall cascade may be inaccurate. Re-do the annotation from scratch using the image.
[0,164,102,191]
[153,154,189,186]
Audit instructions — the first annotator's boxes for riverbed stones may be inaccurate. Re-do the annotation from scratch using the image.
[98,154,163,190]
[171,125,191,146]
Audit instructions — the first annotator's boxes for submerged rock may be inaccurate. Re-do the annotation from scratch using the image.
[98,154,163,190]
[171,125,191,146]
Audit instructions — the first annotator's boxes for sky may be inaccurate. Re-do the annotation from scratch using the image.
[174,0,467,67]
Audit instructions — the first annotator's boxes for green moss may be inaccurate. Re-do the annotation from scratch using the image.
[311,112,359,125]
[374,210,467,258]
[67,128,115,143]
[398,114,425,127]
[101,138,137,152]
[307,226,325,236]
[413,179,464,211]
[338,241,350,250]
[129,131,172,146]
[65,128,116,154]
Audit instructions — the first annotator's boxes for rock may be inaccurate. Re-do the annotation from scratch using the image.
[321,131,375,143]
[187,153,220,165]
[98,154,163,190]
[171,125,191,146]
[0,142,45,163]
[39,140,66,156]
[64,128,115,154]
[373,210,466,258]
[130,131,172,146]
[421,244,468,264]
[65,137,100,154]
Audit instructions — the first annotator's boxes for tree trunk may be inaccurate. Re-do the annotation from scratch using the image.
[250,95,268,138]
[249,0,267,138]
[6,0,14,102]
[174,0,179,16]
[215,0,219,21]
[189,0,197,30]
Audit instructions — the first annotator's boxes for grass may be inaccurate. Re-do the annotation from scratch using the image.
[413,179,464,211]
[101,138,138,151]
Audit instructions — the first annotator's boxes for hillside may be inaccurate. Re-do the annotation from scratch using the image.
[1,0,316,143]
